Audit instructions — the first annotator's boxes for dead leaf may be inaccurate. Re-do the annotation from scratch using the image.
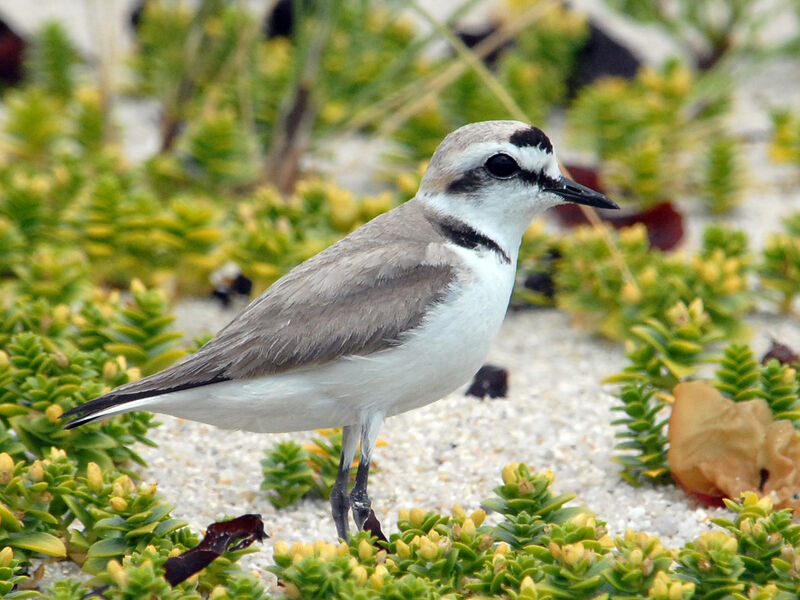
[363,509,388,545]
[163,514,268,587]
[761,340,799,365]
[668,381,800,512]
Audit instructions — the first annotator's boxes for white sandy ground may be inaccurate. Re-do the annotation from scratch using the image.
[5,0,800,591]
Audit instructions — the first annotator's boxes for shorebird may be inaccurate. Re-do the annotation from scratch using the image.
[64,120,617,539]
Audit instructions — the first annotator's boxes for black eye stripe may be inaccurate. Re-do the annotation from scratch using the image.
[446,164,559,195]
[519,169,559,188]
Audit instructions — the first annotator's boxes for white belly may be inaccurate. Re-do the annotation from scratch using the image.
[140,248,516,433]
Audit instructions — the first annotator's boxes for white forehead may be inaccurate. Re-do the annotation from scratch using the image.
[424,120,562,183]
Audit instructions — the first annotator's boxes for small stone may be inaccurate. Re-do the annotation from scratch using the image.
[465,364,508,399]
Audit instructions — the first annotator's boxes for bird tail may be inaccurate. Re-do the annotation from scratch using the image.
[61,361,230,429]
[62,390,157,429]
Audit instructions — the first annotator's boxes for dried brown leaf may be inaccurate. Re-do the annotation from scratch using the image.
[668,380,800,511]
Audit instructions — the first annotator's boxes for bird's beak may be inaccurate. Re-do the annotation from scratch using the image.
[547,176,619,210]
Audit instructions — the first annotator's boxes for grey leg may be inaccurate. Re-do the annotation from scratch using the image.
[330,424,359,540]
[350,413,383,531]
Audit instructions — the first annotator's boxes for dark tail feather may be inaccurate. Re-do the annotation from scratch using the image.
[62,391,137,429]
[61,372,231,429]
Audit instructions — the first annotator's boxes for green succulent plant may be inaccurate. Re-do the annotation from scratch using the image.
[760,212,800,313]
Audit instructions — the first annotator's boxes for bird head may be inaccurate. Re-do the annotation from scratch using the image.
[418,120,618,249]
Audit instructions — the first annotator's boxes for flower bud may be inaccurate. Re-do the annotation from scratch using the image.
[87,462,103,492]
[130,279,146,296]
[517,478,534,495]
[0,453,14,483]
[495,542,510,556]
[668,582,683,600]
[53,304,70,322]
[419,538,437,562]
[409,507,425,527]
[460,518,476,540]
[103,360,119,380]
[109,496,128,511]
[53,352,69,369]
[358,538,373,562]
[621,281,642,304]
[45,404,63,423]
[140,483,158,499]
[501,463,519,485]
[520,575,536,593]
[107,559,128,587]
[353,565,368,586]
[469,509,486,527]
[273,541,289,557]
[283,582,301,599]
[28,460,44,482]
[0,546,13,567]
[369,564,387,589]
[394,539,410,559]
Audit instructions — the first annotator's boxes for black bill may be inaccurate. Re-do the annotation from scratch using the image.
[548,177,619,210]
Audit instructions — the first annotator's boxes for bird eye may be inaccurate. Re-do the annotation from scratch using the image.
[485,153,520,179]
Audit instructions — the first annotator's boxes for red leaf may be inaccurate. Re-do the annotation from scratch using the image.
[554,165,684,251]
[163,514,267,586]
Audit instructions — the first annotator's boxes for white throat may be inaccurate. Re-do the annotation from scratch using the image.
[418,191,559,264]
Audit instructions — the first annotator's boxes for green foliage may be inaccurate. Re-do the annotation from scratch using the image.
[2,87,65,161]
[267,465,800,599]
[604,0,764,69]
[759,359,800,424]
[395,3,588,161]
[65,464,188,574]
[609,311,800,487]
[701,136,745,214]
[0,280,190,470]
[676,530,746,598]
[759,212,800,312]
[261,428,376,508]
[568,61,735,211]
[610,384,671,485]
[229,182,394,290]
[104,280,186,376]
[482,463,582,548]
[25,22,80,101]
[771,108,800,164]
[716,344,800,424]
[607,298,723,390]
[0,448,71,561]
[181,108,260,188]
[714,493,800,591]
[0,546,38,599]
[261,440,314,509]
[551,223,753,341]
[715,343,762,402]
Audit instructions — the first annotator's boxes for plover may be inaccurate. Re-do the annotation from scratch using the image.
[64,120,617,539]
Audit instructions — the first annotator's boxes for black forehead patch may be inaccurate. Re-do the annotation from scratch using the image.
[509,126,553,154]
